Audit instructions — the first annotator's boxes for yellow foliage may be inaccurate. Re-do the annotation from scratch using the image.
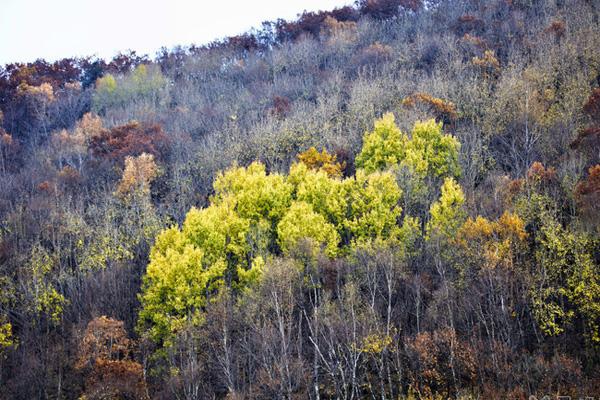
[355,112,408,173]
[288,162,347,226]
[0,320,13,350]
[95,74,117,93]
[359,333,394,354]
[213,161,292,223]
[426,177,466,241]
[457,211,527,272]
[116,153,158,198]
[74,113,104,139]
[277,201,340,257]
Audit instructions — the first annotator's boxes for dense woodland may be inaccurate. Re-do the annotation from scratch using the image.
[0,0,599,398]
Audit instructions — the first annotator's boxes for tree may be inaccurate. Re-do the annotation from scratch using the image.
[575,165,600,228]
[212,161,292,224]
[116,152,158,198]
[401,93,458,124]
[426,177,466,242]
[76,316,148,400]
[355,113,407,173]
[403,119,461,181]
[92,64,166,114]
[356,114,461,182]
[531,214,600,344]
[343,169,403,247]
[0,319,13,353]
[277,201,340,257]
[182,201,252,276]
[89,120,170,164]
[138,237,219,344]
[456,211,528,273]
[405,328,476,398]
[297,146,345,178]
[357,0,423,19]
[288,161,347,228]
[52,112,103,172]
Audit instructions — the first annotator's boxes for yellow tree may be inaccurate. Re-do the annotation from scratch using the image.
[116,152,158,198]
[277,201,340,258]
[355,113,407,173]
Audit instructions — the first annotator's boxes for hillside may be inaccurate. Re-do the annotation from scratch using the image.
[0,0,599,398]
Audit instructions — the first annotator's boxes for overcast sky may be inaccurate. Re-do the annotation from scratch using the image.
[0,0,353,65]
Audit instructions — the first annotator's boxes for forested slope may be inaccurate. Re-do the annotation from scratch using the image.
[0,0,599,398]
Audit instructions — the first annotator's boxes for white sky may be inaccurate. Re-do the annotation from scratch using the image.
[0,0,353,65]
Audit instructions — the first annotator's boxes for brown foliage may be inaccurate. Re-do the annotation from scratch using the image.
[472,50,501,77]
[525,162,561,198]
[269,95,291,119]
[575,165,600,223]
[570,125,600,152]
[321,16,358,44]
[58,166,82,188]
[76,316,148,400]
[526,161,557,183]
[461,33,489,50]
[0,129,20,172]
[402,92,458,123]
[225,33,261,52]
[572,89,600,161]
[16,82,55,102]
[37,180,55,194]
[275,7,359,42]
[1,131,13,147]
[89,120,169,164]
[523,353,583,398]
[106,51,148,74]
[545,20,566,40]
[507,177,524,197]
[76,316,132,368]
[405,328,477,397]
[0,58,82,104]
[583,88,600,120]
[83,359,147,400]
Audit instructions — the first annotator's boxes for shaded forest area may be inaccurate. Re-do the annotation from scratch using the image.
[1,0,600,398]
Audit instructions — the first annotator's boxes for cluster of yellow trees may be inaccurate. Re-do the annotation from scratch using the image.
[137,114,464,344]
[137,113,600,351]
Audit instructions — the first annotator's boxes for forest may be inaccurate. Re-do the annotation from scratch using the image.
[0,0,599,398]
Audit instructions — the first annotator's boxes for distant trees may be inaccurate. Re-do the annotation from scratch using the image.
[357,0,423,18]
[137,117,417,346]
[92,64,167,115]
